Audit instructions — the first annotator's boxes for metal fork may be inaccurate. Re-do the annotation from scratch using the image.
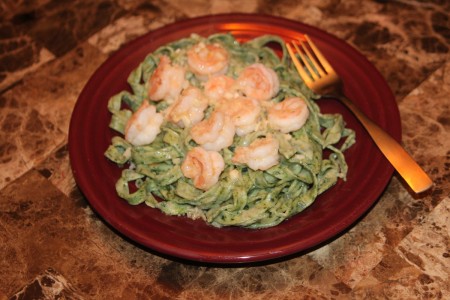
[286,35,433,193]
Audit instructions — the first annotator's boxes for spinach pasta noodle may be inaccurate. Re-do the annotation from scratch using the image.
[104,33,355,229]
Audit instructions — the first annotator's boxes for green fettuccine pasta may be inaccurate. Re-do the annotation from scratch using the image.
[104,33,355,229]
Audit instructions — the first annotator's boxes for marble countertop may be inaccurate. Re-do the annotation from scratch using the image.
[1,0,449,299]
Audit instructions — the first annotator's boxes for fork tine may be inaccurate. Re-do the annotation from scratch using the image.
[291,41,319,81]
[286,42,313,85]
[298,38,327,78]
[304,35,333,73]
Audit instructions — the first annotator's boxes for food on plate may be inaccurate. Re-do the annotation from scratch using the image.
[105,33,355,228]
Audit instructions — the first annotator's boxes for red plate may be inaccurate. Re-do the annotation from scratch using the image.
[69,14,400,263]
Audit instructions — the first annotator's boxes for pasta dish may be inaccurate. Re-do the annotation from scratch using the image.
[104,33,355,229]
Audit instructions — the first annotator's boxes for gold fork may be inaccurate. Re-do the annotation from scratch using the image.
[286,35,433,194]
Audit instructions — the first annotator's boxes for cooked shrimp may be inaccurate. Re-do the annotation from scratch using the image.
[204,75,236,102]
[235,63,280,102]
[166,86,208,128]
[190,110,235,151]
[124,101,164,146]
[217,96,261,136]
[232,136,279,171]
[187,42,229,80]
[148,55,186,102]
[181,147,225,190]
[267,97,309,133]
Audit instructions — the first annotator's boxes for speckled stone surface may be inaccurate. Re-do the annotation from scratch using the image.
[1,0,449,299]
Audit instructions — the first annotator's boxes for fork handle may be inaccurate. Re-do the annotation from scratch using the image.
[336,95,433,193]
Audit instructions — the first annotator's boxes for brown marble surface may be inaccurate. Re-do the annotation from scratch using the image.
[1,0,449,299]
